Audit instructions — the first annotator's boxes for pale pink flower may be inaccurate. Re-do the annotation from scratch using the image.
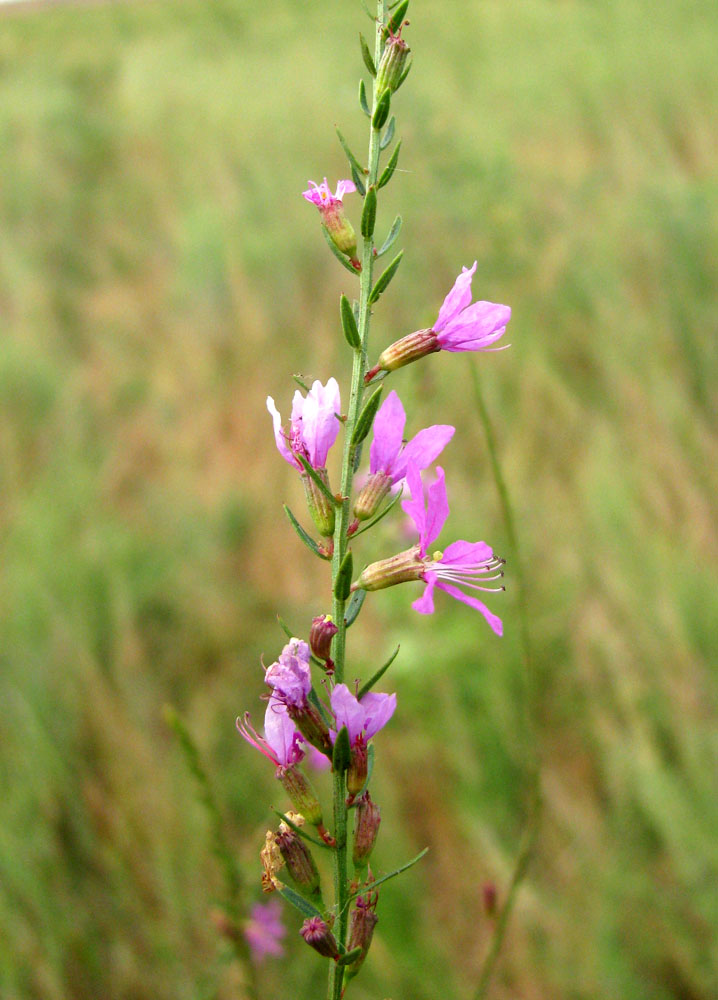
[267,378,341,472]
[237,695,305,768]
[330,684,396,747]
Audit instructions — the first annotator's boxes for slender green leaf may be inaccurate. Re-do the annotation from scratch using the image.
[340,294,361,349]
[358,78,371,118]
[334,549,354,601]
[321,224,360,274]
[353,486,404,537]
[361,185,377,239]
[332,725,351,773]
[337,947,363,966]
[344,587,366,627]
[376,214,402,258]
[278,885,325,921]
[347,847,429,907]
[368,250,403,305]
[292,374,310,391]
[395,57,412,90]
[283,504,329,560]
[380,116,396,150]
[357,646,400,698]
[378,140,402,189]
[297,455,339,507]
[336,127,364,178]
[372,89,391,130]
[387,0,409,36]
[351,166,366,197]
[308,686,333,726]
[359,33,376,76]
[351,385,383,446]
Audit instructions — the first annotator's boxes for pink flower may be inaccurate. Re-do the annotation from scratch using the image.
[432,261,510,352]
[302,178,357,207]
[354,463,504,635]
[330,684,396,746]
[302,178,359,269]
[264,638,312,707]
[244,900,286,962]
[354,390,454,521]
[237,695,305,769]
[267,378,341,472]
[365,263,510,380]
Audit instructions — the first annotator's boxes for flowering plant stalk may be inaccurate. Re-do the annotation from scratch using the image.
[237,2,513,998]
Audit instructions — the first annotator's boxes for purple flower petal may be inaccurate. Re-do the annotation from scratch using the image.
[401,463,428,544]
[412,574,436,614]
[360,691,397,739]
[396,424,455,483]
[330,684,366,744]
[264,696,303,767]
[435,580,504,635]
[433,261,477,333]
[267,396,300,469]
[423,466,449,550]
[302,378,341,468]
[245,900,286,962]
[440,539,494,566]
[369,390,406,476]
[438,302,511,352]
[265,639,311,707]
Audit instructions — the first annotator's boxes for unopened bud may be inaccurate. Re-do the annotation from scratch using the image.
[322,202,358,263]
[300,917,340,959]
[347,741,368,800]
[275,828,321,897]
[278,765,323,828]
[353,545,424,592]
[353,472,392,521]
[309,614,338,666]
[302,468,335,537]
[377,329,439,373]
[287,700,333,758]
[375,33,410,96]
[345,893,379,980]
[353,793,381,868]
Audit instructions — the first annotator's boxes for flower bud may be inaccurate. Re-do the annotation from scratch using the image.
[275,827,321,897]
[278,765,323,828]
[323,201,358,261]
[380,329,439,371]
[302,468,335,537]
[375,33,410,97]
[352,793,381,869]
[353,545,424,592]
[347,741,368,800]
[353,472,392,521]
[309,614,338,666]
[300,917,340,959]
[345,893,379,980]
[287,700,333,758]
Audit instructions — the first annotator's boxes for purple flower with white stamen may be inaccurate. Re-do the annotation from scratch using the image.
[365,262,511,381]
[237,695,305,769]
[354,463,505,635]
[354,390,454,521]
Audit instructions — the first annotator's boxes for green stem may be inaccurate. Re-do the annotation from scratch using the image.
[468,363,542,1000]
[328,5,386,999]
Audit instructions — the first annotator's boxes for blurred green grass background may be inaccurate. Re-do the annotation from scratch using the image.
[1,0,717,997]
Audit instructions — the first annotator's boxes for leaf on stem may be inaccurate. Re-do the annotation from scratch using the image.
[297,455,339,508]
[340,294,361,349]
[378,140,402,189]
[351,385,383,446]
[283,504,330,560]
[351,166,366,198]
[344,587,366,628]
[337,947,363,966]
[359,33,376,76]
[292,374,310,392]
[274,811,331,850]
[360,185,377,239]
[357,646,400,698]
[368,250,403,305]
[380,116,396,150]
[332,725,352,773]
[386,0,409,37]
[358,78,371,118]
[321,224,361,275]
[278,885,325,921]
[336,127,365,179]
[372,89,391,130]
[347,847,429,906]
[395,58,413,91]
[308,685,334,726]
[334,549,354,601]
[376,214,402,258]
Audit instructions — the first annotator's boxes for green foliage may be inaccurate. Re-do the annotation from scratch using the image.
[0,0,717,999]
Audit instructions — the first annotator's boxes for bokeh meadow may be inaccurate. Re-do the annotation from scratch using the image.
[1,0,717,997]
